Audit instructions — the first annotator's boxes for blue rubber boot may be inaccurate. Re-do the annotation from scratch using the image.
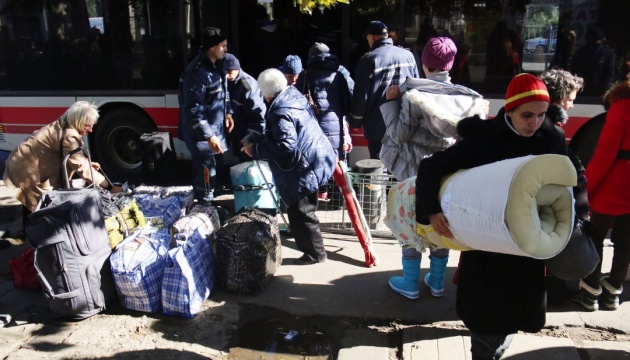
[424,255,449,297]
[389,258,421,299]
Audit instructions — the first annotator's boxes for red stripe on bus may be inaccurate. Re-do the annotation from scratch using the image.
[0,107,65,125]
[1,106,180,129]
[145,108,179,127]
[6,124,42,134]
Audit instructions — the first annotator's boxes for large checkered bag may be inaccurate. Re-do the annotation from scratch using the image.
[110,228,170,313]
[162,229,215,318]
[133,194,182,229]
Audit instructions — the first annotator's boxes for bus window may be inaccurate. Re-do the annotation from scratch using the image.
[521,5,558,74]
[0,0,184,91]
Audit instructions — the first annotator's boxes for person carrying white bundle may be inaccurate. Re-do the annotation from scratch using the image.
[414,73,588,360]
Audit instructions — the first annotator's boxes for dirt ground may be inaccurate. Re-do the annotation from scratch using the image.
[4,292,630,360]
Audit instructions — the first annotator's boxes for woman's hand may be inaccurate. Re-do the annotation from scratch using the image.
[91,162,101,171]
[429,212,453,239]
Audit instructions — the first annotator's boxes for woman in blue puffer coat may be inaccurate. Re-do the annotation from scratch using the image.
[296,43,354,161]
[242,68,336,265]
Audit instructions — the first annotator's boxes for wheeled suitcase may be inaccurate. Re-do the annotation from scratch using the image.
[26,147,116,320]
[139,131,177,184]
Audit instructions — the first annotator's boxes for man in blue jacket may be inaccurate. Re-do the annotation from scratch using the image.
[179,27,234,202]
[350,21,419,159]
[223,53,266,163]
[242,68,336,265]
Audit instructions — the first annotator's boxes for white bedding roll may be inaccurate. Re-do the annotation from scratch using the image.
[438,154,576,259]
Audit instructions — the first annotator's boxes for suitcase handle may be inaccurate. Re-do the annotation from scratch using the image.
[232,184,273,191]
[33,250,81,300]
[62,147,95,189]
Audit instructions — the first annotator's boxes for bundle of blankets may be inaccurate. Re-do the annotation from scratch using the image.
[385,154,576,259]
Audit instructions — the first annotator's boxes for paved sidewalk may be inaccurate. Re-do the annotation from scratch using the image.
[1,181,629,359]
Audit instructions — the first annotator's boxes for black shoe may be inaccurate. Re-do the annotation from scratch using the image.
[293,254,322,265]
[568,280,601,311]
[600,277,623,311]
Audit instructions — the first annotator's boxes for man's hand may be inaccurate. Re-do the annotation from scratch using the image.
[225,114,234,133]
[429,212,453,239]
[91,162,101,171]
[386,85,401,100]
[207,135,223,154]
[241,143,254,158]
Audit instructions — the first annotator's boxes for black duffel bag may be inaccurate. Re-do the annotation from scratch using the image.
[212,208,282,294]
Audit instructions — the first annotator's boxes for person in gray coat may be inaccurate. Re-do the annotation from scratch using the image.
[381,37,488,301]
[241,68,336,265]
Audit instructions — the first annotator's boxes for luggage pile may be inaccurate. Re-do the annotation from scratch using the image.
[23,148,284,320]
[110,186,217,318]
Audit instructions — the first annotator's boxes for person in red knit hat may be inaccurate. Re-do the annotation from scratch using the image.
[414,73,587,359]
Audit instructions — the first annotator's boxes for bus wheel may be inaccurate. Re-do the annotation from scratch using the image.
[93,108,157,182]
[569,112,606,168]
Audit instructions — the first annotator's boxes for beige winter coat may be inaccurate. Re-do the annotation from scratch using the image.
[3,119,106,212]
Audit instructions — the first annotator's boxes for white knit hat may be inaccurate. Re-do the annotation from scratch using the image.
[258,68,287,98]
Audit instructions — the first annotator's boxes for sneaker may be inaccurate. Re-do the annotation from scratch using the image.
[0,314,11,328]
[568,280,602,311]
[600,277,623,311]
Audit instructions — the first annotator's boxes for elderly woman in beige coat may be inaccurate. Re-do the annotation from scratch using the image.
[4,101,117,216]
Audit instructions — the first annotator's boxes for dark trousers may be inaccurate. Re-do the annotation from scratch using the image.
[286,191,327,261]
[470,332,514,360]
[367,140,382,160]
[583,212,630,289]
[23,205,31,234]
[191,151,224,201]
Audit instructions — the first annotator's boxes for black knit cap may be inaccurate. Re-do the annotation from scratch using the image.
[201,27,227,49]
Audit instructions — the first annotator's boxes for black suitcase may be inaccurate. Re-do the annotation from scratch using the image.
[139,131,177,184]
[26,147,116,320]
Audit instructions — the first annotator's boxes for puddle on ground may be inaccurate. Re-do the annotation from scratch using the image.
[230,318,334,359]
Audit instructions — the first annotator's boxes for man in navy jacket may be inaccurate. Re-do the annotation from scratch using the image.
[223,53,266,163]
[350,21,419,159]
[179,27,234,201]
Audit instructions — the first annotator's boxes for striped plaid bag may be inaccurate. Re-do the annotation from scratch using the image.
[110,228,171,313]
[162,229,215,318]
[133,194,182,230]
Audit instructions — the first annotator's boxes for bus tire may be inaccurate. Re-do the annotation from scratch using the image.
[92,108,157,182]
[569,112,606,168]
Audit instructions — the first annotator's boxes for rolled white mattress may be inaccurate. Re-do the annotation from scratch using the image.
[436,154,576,259]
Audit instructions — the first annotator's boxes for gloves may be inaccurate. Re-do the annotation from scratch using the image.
[241,129,263,145]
